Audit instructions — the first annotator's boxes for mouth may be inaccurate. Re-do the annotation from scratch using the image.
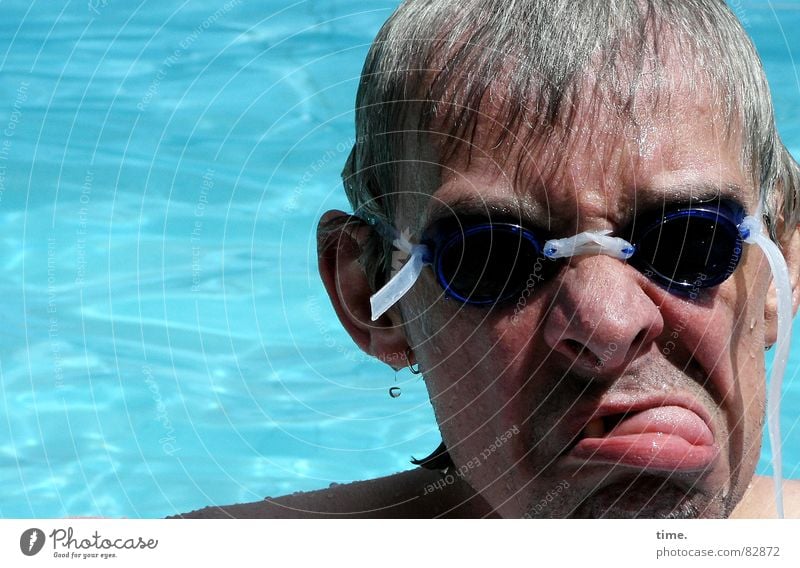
[566,398,718,473]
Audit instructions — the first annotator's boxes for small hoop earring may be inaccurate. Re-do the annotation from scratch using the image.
[406,347,421,375]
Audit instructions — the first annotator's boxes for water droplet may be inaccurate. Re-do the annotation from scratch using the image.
[389,387,402,398]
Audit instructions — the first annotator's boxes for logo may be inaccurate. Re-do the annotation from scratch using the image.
[20,528,45,556]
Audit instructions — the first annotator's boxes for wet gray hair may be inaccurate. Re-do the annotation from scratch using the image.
[340,0,800,289]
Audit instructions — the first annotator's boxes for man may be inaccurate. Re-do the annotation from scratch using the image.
[179,0,800,518]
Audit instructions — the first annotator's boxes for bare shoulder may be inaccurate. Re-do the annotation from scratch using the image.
[730,475,800,518]
[170,468,495,519]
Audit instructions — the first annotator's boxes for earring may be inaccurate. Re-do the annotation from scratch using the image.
[406,347,421,375]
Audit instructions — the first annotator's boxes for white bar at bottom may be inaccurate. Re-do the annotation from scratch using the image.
[1,519,798,567]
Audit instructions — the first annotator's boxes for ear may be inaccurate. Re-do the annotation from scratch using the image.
[764,222,800,347]
[317,210,412,369]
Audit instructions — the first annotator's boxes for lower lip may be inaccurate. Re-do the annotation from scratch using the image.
[570,434,718,472]
[568,407,718,472]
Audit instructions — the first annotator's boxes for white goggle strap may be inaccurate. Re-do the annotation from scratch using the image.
[371,229,637,321]
[369,239,429,321]
[543,230,636,260]
[740,215,792,519]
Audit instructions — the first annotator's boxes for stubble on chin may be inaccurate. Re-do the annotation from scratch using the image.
[525,478,728,519]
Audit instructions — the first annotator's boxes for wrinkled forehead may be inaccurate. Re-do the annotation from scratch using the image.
[396,59,752,233]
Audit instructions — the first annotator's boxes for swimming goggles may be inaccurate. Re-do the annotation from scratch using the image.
[362,198,793,518]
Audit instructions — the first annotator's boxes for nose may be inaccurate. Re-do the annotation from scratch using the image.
[542,255,664,374]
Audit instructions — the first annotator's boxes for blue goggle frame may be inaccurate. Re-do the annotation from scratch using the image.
[419,199,746,305]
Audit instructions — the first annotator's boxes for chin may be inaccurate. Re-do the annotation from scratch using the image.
[565,478,726,519]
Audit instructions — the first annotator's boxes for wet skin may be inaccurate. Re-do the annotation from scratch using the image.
[352,73,800,518]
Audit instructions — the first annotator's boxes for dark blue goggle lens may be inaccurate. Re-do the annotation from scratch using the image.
[626,202,745,292]
[427,201,745,305]
[430,223,558,304]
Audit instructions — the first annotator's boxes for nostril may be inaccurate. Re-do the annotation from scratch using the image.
[562,339,585,358]
[631,328,649,354]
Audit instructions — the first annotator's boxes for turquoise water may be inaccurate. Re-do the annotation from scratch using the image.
[0,1,798,518]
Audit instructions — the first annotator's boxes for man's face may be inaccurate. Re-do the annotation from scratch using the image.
[395,79,771,518]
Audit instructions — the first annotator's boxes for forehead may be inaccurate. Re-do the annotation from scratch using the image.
[400,66,754,232]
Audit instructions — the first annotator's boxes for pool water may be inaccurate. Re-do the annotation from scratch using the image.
[0,0,798,518]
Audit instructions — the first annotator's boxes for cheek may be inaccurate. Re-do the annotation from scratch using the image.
[656,253,768,485]
[725,252,769,421]
[403,283,536,440]
[727,255,770,476]
[655,247,766,400]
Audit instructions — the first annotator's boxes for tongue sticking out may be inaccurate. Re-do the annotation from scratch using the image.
[605,406,713,445]
[572,405,717,472]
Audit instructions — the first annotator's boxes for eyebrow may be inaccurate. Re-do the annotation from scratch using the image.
[424,195,543,228]
[632,182,749,211]
[423,182,751,230]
